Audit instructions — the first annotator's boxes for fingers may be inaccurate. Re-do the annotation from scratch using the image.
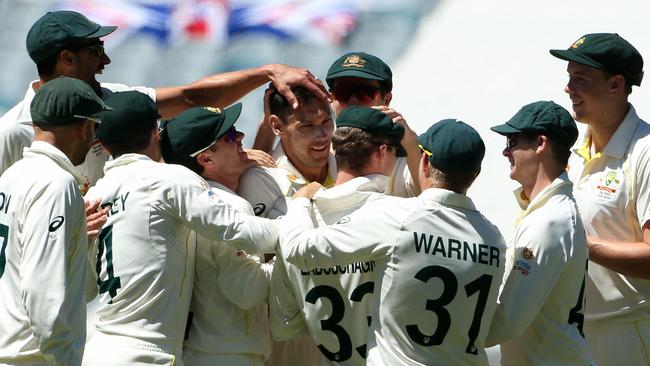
[372,105,408,126]
[85,199,101,215]
[297,72,330,107]
[245,149,277,168]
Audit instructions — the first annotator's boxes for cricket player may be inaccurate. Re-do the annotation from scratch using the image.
[269,106,407,366]
[0,10,328,187]
[161,104,272,366]
[0,77,111,365]
[239,86,332,365]
[252,51,420,197]
[486,101,593,365]
[550,33,650,365]
[82,91,278,366]
[279,119,507,365]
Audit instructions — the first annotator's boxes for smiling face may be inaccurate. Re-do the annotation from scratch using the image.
[564,61,613,124]
[276,98,334,174]
[199,127,249,181]
[502,133,540,186]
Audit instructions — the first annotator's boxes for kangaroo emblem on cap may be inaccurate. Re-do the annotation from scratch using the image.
[204,107,221,113]
[342,55,366,68]
[571,37,585,49]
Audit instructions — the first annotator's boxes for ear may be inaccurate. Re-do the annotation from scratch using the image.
[383,92,393,106]
[58,49,77,67]
[195,151,212,169]
[269,115,283,135]
[536,135,549,154]
[609,74,626,96]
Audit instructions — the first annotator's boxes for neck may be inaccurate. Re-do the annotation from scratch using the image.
[33,129,82,165]
[586,102,629,153]
[522,165,559,202]
[208,171,241,192]
[334,170,358,186]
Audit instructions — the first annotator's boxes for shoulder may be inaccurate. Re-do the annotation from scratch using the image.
[100,83,156,101]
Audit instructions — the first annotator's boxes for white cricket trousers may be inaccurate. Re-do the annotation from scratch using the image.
[82,332,181,366]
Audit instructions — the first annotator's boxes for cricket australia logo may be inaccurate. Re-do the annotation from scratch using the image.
[336,216,350,225]
[342,55,366,68]
[571,37,585,49]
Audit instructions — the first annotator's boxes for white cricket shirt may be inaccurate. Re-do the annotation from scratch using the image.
[280,188,507,365]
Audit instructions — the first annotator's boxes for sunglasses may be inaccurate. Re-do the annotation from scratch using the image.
[505,134,537,150]
[68,41,105,58]
[222,126,238,143]
[331,84,380,103]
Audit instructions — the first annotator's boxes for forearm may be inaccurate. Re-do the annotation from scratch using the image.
[252,114,276,153]
[155,66,271,119]
[588,236,650,279]
[403,133,422,194]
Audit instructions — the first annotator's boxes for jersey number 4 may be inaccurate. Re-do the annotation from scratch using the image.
[406,265,493,355]
[305,281,374,362]
[95,225,122,303]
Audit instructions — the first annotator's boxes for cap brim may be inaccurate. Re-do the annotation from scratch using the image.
[87,25,117,39]
[214,103,243,139]
[549,49,602,68]
[490,123,523,135]
[326,69,385,86]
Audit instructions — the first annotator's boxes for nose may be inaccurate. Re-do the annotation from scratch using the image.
[502,146,511,157]
[102,52,111,65]
[236,131,245,141]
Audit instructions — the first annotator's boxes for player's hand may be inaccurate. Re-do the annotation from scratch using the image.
[266,64,331,109]
[85,199,108,241]
[372,105,418,146]
[245,149,277,168]
[294,182,323,200]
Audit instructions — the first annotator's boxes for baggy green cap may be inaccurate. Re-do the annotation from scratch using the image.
[336,106,406,157]
[417,119,485,174]
[491,101,578,147]
[326,52,393,91]
[160,104,243,163]
[550,33,644,86]
[30,76,111,126]
[96,91,160,144]
[26,10,117,63]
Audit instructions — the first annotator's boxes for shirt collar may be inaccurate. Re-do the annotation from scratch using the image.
[104,153,153,172]
[272,142,337,188]
[513,171,573,214]
[419,187,477,211]
[572,104,640,160]
[23,141,85,185]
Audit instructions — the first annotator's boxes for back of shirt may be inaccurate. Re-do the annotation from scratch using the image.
[0,150,87,366]
[272,177,385,365]
[370,195,506,366]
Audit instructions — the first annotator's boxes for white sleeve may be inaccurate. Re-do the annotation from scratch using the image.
[214,243,270,310]
[238,167,288,219]
[159,169,279,253]
[268,254,309,341]
[20,178,87,366]
[279,198,394,270]
[0,118,32,176]
[485,221,568,346]
[633,142,650,227]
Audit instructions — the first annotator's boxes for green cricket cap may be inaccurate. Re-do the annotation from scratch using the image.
[30,76,111,126]
[160,103,243,163]
[550,33,644,86]
[336,106,407,157]
[26,10,117,63]
[326,52,393,91]
[417,119,485,174]
[95,91,160,144]
[491,101,578,146]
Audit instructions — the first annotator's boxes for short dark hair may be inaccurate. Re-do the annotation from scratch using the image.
[269,87,317,123]
[602,69,633,95]
[101,119,157,157]
[36,53,58,77]
[546,136,572,169]
[427,164,478,193]
[332,126,400,174]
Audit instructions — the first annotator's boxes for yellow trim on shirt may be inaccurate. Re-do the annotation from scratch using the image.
[577,136,602,161]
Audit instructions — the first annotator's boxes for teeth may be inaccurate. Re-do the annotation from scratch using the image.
[311,145,326,151]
